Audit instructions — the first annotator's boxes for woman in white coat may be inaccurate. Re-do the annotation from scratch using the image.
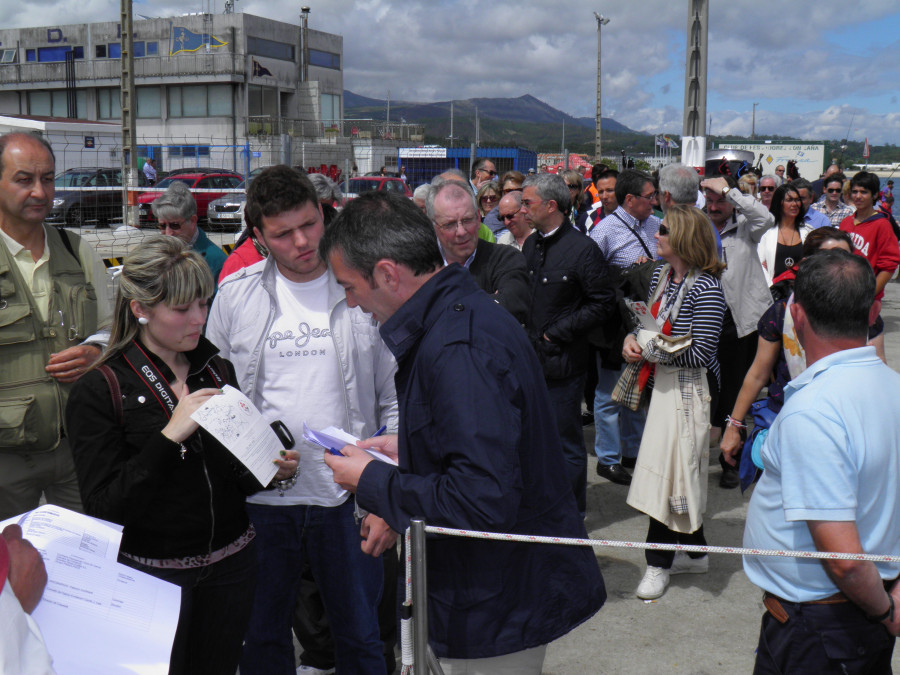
[622,205,727,601]
[757,184,812,285]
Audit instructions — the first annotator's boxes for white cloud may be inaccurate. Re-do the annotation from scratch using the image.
[1,1,899,143]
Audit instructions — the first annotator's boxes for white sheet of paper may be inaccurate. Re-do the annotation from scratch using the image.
[303,423,398,466]
[190,384,282,485]
[625,299,660,331]
[0,504,123,563]
[2,506,181,674]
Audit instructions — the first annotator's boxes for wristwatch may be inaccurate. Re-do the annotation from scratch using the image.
[866,593,895,623]
[721,186,731,198]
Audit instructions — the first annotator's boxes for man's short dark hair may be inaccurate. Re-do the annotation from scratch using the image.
[614,169,652,206]
[319,191,442,281]
[794,249,874,341]
[245,165,318,234]
[471,158,494,180]
[824,173,847,187]
[788,178,813,194]
[849,171,881,198]
[593,167,618,186]
[0,132,55,176]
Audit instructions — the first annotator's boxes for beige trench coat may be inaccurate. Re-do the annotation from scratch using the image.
[626,364,711,534]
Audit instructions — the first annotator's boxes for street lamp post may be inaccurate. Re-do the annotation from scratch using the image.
[594,12,610,164]
[751,102,759,140]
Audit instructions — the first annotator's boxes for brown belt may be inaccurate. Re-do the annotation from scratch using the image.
[763,591,848,624]
[764,578,899,625]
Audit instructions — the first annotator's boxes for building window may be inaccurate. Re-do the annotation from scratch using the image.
[29,90,87,117]
[98,88,121,119]
[26,46,85,63]
[321,93,341,123]
[309,49,340,70]
[248,36,294,62]
[137,87,161,118]
[0,49,17,64]
[248,85,277,117]
[168,84,232,117]
[169,145,211,158]
[97,42,157,58]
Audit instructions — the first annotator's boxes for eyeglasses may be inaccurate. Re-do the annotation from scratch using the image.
[502,187,522,194]
[480,195,499,203]
[158,219,187,230]
[521,198,546,208]
[479,169,497,177]
[775,169,785,173]
[566,184,579,190]
[500,208,522,222]
[783,197,802,204]
[825,188,842,194]
[658,224,669,236]
[759,185,776,192]
[435,216,480,233]
[636,191,657,202]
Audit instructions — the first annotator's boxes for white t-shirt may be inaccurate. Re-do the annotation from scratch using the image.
[248,269,348,507]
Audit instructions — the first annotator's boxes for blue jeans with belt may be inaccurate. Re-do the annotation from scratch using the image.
[240,498,385,675]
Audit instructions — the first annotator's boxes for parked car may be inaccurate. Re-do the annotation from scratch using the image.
[206,179,250,231]
[47,167,147,228]
[343,177,412,204]
[138,171,243,227]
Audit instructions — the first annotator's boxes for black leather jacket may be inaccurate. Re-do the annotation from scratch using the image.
[522,224,615,380]
[66,338,260,559]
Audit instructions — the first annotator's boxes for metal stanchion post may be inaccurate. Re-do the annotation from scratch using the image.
[411,518,429,673]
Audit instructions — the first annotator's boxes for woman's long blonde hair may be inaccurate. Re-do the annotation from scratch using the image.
[663,204,727,278]
[97,235,214,366]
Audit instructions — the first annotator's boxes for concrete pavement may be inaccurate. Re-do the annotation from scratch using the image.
[542,279,900,674]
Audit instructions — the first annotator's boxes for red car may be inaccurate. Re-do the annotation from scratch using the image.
[343,177,412,204]
[138,171,243,227]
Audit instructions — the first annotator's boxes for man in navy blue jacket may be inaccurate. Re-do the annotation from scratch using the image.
[321,192,605,672]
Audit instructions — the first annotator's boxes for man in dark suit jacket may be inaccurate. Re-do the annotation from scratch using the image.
[427,180,529,323]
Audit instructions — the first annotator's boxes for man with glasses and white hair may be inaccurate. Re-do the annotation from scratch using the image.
[521,172,615,514]
[758,175,778,209]
[428,180,529,323]
[151,181,227,287]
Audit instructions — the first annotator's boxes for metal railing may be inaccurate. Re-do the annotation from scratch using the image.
[247,116,425,142]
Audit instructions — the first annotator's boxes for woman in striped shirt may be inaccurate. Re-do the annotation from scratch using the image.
[622,204,727,601]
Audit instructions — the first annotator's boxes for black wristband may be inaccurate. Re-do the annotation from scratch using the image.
[866,593,894,623]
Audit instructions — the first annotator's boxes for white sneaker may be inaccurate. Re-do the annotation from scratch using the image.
[669,552,709,575]
[296,666,335,675]
[636,566,670,599]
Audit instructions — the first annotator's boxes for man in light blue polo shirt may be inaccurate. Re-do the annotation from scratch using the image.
[744,250,900,672]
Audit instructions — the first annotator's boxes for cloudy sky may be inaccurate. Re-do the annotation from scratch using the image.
[4,1,900,143]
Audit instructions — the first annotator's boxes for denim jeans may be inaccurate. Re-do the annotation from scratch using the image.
[592,359,646,466]
[546,374,588,514]
[241,498,385,675]
[119,539,257,675]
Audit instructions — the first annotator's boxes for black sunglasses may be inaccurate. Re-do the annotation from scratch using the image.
[658,224,669,236]
[759,185,776,192]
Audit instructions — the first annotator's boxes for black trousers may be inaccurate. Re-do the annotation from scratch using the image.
[645,518,706,569]
[714,308,758,431]
[754,601,894,674]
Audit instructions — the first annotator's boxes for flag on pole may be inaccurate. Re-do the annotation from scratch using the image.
[863,138,870,158]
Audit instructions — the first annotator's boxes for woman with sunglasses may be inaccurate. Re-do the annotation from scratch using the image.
[622,205,726,601]
[66,236,299,675]
[757,184,811,285]
[477,180,505,238]
[499,170,525,195]
[561,169,591,233]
